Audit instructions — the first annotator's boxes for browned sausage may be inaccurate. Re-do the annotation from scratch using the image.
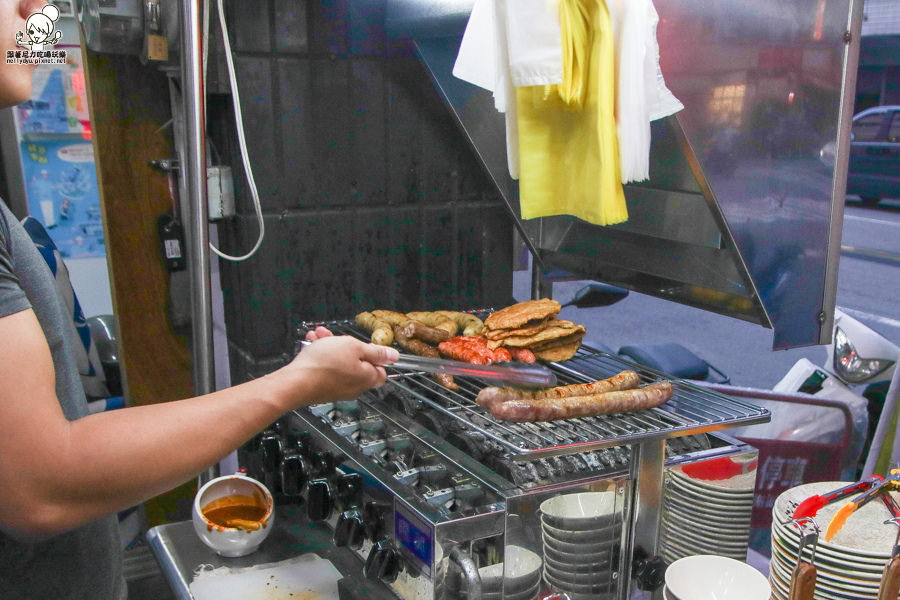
[475,370,640,410]
[374,310,450,345]
[487,382,673,422]
[392,326,458,391]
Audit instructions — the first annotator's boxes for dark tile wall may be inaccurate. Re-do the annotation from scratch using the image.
[210,0,515,379]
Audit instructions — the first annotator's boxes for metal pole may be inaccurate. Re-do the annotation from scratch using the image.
[181,0,217,485]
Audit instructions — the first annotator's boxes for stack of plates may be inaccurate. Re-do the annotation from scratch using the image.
[476,546,542,600]
[539,492,621,599]
[660,468,755,563]
[769,481,899,600]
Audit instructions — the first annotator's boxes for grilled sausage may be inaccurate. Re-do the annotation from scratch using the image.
[355,311,394,346]
[392,326,458,391]
[373,310,450,345]
[438,335,495,365]
[488,382,673,422]
[476,370,640,410]
[406,311,459,337]
[507,348,536,363]
[434,310,484,336]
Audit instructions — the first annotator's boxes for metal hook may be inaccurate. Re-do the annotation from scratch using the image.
[792,516,820,565]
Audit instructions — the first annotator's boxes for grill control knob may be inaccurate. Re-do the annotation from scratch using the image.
[364,539,402,584]
[306,478,335,522]
[334,507,366,549]
[363,501,389,541]
[259,431,283,474]
[279,450,309,498]
[632,547,666,591]
[335,473,363,508]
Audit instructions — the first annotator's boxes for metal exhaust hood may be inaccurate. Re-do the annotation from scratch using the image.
[386,0,864,350]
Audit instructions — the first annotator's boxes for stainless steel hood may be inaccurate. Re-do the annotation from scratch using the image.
[386,0,864,350]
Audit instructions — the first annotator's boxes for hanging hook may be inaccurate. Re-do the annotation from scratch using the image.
[792,516,820,565]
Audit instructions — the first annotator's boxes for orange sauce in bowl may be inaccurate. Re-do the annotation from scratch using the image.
[201,494,270,532]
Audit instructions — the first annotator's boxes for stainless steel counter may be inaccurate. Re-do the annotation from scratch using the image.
[147,505,397,600]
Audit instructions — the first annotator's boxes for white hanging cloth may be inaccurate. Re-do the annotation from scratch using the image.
[607,0,683,183]
[453,0,682,183]
[453,0,563,178]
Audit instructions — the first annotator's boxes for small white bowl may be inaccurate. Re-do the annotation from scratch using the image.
[665,555,770,600]
[192,473,274,557]
[540,492,619,531]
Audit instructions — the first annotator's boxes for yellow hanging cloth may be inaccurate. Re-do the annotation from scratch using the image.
[516,0,628,226]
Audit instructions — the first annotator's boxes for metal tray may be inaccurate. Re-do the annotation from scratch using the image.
[298,318,770,461]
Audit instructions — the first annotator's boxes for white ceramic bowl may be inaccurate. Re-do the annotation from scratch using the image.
[192,473,274,557]
[664,555,770,600]
[540,492,619,531]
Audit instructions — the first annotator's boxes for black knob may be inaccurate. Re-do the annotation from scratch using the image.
[306,478,334,522]
[632,547,667,591]
[259,431,283,474]
[280,451,309,497]
[364,501,389,540]
[334,508,366,549]
[310,450,336,477]
[335,473,363,508]
[364,539,402,583]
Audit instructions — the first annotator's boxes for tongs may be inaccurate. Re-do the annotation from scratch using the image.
[792,474,883,521]
[825,469,900,541]
[387,353,557,388]
[299,340,557,388]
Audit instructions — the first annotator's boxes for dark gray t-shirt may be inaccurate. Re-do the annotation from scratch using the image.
[0,201,125,599]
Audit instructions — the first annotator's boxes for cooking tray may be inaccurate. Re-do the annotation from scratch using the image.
[297,316,770,461]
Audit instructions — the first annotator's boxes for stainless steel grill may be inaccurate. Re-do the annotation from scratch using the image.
[298,317,769,461]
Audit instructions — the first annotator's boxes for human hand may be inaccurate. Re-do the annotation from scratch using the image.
[277,333,399,407]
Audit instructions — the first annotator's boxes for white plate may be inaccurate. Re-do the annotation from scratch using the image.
[666,475,755,507]
[771,535,884,578]
[771,523,889,569]
[772,482,899,558]
[663,497,751,526]
[544,561,614,585]
[662,510,751,541]
[662,524,750,553]
[770,548,879,593]
[660,535,747,563]
[543,552,614,574]
[669,468,758,494]
[769,556,874,600]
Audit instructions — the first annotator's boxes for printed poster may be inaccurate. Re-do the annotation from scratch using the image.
[21,138,104,258]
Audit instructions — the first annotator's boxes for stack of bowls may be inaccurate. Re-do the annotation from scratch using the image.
[660,468,754,563]
[769,481,899,600]
[476,546,543,600]
[539,492,621,598]
[664,555,770,600]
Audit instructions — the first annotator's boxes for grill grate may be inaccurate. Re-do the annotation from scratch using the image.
[298,318,770,461]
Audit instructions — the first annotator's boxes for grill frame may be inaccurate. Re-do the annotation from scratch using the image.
[298,317,770,462]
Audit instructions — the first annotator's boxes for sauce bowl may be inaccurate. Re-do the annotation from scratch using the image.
[192,473,274,557]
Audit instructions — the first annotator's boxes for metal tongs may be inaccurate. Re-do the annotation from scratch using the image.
[299,340,557,388]
[387,353,557,388]
[825,469,900,541]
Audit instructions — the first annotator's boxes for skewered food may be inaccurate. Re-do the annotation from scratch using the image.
[438,335,511,365]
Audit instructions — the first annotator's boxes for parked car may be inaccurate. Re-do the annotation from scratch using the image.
[819,105,900,206]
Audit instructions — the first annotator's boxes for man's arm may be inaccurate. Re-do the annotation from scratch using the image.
[0,310,395,539]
